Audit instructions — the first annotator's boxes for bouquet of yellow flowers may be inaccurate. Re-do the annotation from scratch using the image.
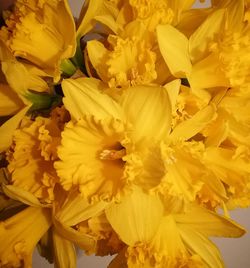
[0,0,250,267]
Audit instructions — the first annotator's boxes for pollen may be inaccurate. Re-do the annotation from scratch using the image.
[99,148,126,160]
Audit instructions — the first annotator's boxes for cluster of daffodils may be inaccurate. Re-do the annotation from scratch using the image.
[0,0,250,267]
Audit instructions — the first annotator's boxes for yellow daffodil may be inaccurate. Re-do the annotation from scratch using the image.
[0,108,96,267]
[201,86,250,208]
[55,77,172,202]
[106,187,245,268]
[0,206,51,268]
[55,77,222,208]
[86,23,158,88]
[189,1,250,90]
[136,80,224,208]
[1,1,250,267]
[5,107,69,204]
[0,40,49,97]
[83,0,195,88]
[0,0,76,82]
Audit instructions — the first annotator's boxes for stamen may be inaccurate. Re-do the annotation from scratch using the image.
[99,148,126,160]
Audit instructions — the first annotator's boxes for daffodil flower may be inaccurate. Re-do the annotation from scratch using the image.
[55,77,172,202]
[55,77,219,207]
[0,206,51,268]
[106,187,245,268]
[0,107,97,267]
[189,1,250,89]
[0,0,76,82]
[85,2,193,87]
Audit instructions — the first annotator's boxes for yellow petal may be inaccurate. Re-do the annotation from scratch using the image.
[1,60,49,96]
[53,228,76,268]
[77,0,103,38]
[177,9,212,38]
[121,85,171,143]
[62,78,122,120]
[150,215,189,265]
[0,41,48,96]
[189,9,226,63]
[2,184,48,208]
[94,13,120,34]
[175,205,246,237]
[157,24,192,77]
[189,53,230,90]
[0,207,51,267]
[205,117,228,147]
[77,0,119,37]
[105,187,164,246]
[57,191,108,226]
[86,40,108,81]
[170,104,216,141]
[201,173,228,201]
[0,105,30,153]
[53,217,96,252]
[169,0,196,25]
[179,226,224,268]
[0,84,23,116]
[163,79,181,113]
[213,0,244,31]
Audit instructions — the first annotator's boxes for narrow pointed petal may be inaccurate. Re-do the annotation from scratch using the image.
[0,105,30,152]
[151,215,188,261]
[213,0,244,31]
[0,207,51,267]
[175,205,246,237]
[189,53,230,90]
[57,191,108,226]
[53,217,96,252]
[86,40,108,81]
[163,79,181,113]
[77,0,103,38]
[157,24,192,77]
[53,228,76,268]
[121,85,171,143]
[62,78,122,120]
[170,105,216,141]
[189,9,226,63]
[106,187,164,245]
[179,226,224,268]
[2,184,47,208]
[94,14,120,34]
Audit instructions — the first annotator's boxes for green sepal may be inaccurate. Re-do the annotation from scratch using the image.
[24,91,62,113]
[60,59,77,77]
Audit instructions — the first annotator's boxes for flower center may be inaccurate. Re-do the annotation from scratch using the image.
[99,148,126,160]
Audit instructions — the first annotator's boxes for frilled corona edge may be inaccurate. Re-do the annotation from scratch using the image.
[0,0,250,268]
